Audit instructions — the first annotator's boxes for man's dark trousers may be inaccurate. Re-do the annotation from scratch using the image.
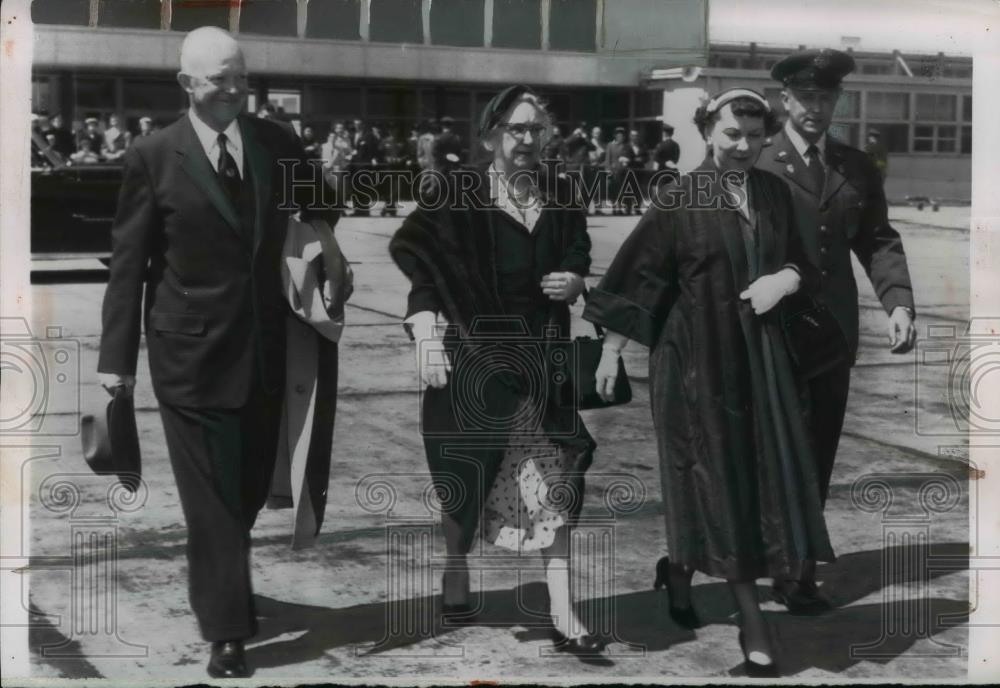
[159,370,282,641]
[808,363,852,505]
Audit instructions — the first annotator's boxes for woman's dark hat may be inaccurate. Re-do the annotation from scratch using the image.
[478,85,536,137]
[81,386,142,492]
[771,49,856,90]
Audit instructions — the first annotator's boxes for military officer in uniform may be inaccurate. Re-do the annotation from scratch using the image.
[756,49,917,614]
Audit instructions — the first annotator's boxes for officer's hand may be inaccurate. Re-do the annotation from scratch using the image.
[98,373,135,396]
[541,272,585,303]
[739,268,800,315]
[888,307,917,353]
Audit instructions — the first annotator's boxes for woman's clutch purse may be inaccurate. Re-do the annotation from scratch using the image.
[779,290,849,379]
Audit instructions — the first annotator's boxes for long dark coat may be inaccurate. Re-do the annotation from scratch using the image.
[584,159,835,581]
[389,168,596,552]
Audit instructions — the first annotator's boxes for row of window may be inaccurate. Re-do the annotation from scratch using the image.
[826,122,972,154]
[709,52,972,80]
[762,88,972,154]
[32,0,601,53]
[33,72,663,149]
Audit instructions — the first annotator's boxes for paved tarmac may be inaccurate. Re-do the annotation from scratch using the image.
[18,205,972,682]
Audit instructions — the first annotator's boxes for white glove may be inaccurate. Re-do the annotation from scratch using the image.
[405,311,451,389]
[739,268,800,315]
[595,345,621,402]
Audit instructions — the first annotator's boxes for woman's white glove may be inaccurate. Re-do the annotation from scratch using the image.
[739,267,801,315]
[405,311,452,389]
[595,345,622,402]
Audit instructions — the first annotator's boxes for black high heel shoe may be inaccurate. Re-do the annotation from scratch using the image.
[738,629,779,678]
[440,571,476,621]
[653,556,701,629]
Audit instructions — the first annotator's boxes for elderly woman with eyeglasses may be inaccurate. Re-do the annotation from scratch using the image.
[389,86,602,656]
[583,88,836,676]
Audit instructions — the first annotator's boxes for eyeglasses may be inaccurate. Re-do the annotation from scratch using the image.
[500,123,547,140]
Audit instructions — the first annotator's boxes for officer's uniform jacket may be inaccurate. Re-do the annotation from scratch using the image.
[756,127,915,359]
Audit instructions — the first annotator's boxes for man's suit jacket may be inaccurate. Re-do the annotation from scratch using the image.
[626,143,648,170]
[353,132,380,164]
[605,141,628,172]
[98,114,330,409]
[756,129,914,359]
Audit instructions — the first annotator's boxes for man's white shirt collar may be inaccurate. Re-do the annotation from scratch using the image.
[784,121,826,166]
[188,109,244,178]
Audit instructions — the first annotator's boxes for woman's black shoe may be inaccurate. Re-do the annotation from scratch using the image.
[738,630,779,678]
[440,572,476,622]
[653,556,701,629]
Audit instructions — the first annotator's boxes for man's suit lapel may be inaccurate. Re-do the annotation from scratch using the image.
[240,118,273,257]
[176,116,242,233]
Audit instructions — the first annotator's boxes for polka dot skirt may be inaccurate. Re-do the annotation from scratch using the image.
[482,430,575,552]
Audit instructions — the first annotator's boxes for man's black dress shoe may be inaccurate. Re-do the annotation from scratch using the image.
[771,579,832,615]
[207,640,249,678]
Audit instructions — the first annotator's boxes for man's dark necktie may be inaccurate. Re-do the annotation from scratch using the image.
[216,132,241,205]
[805,143,826,196]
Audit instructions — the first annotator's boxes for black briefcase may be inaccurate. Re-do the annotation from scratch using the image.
[779,291,849,380]
[81,386,142,492]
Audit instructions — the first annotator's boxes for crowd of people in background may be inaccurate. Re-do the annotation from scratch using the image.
[31,102,681,217]
[31,112,159,166]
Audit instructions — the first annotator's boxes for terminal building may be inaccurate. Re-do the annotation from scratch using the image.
[30,0,706,157]
[30,0,969,200]
[649,42,972,201]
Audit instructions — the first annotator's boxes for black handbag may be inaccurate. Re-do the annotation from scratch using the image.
[551,293,632,411]
[779,290,849,380]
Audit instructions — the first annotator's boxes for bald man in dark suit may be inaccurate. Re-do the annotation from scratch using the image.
[97,27,336,678]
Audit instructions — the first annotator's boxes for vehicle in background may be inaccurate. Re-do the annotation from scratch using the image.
[31,131,122,262]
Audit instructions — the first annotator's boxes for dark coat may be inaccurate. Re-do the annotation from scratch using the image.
[98,114,333,408]
[756,130,914,358]
[626,142,648,170]
[605,140,629,172]
[389,168,595,551]
[584,160,835,581]
[653,139,681,169]
[353,131,381,164]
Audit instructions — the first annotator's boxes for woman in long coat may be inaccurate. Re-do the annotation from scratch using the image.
[389,86,601,654]
[584,88,835,675]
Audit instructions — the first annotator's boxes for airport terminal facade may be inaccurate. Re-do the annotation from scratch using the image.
[30,0,970,199]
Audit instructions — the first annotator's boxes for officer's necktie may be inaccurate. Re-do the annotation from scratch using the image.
[805,144,826,196]
[216,132,241,204]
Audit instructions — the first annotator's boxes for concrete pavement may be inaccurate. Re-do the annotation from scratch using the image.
[18,206,971,682]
